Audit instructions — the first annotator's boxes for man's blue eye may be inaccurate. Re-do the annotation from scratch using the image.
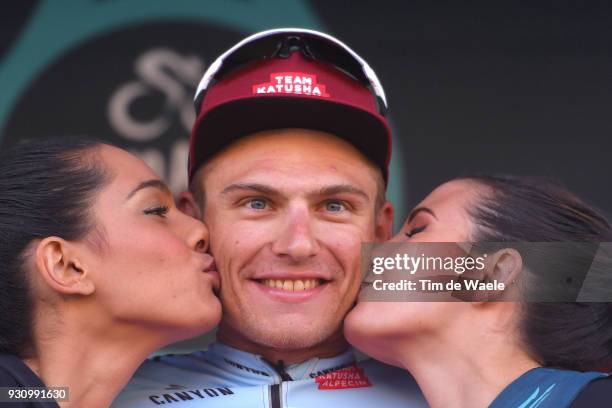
[247,198,267,210]
[326,201,346,212]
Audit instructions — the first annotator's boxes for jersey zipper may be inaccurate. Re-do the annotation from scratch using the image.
[270,384,282,408]
[265,359,292,408]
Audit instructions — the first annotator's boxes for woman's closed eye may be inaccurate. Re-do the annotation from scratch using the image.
[144,205,169,218]
[406,225,427,238]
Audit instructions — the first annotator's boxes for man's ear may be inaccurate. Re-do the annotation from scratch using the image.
[375,201,394,242]
[178,191,202,219]
[35,237,95,296]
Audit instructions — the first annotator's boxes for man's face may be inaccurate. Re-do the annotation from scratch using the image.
[195,129,389,349]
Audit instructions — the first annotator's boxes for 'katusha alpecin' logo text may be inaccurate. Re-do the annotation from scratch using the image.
[252,72,330,97]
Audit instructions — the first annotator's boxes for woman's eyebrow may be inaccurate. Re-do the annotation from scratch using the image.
[125,179,171,201]
[407,207,438,223]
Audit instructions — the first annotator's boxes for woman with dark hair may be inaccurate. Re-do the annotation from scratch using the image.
[345,175,612,407]
[0,138,222,407]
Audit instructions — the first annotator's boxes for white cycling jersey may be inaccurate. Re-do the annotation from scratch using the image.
[112,341,427,407]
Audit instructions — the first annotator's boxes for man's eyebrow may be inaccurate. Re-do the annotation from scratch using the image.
[316,184,370,201]
[407,207,438,223]
[125,179,172,201]
[220,183,369,201]
[221,183,281,196]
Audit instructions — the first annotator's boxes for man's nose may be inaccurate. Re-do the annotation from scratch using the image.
[272,204,320,261]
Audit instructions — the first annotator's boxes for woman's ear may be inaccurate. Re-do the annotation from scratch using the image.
[461,248,523,306]
[178,191,202,220]
[35,237,95,296]
[488,248,523,287]
[471,248,522,302]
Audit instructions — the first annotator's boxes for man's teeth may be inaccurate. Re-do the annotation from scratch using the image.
[262,279,322,291]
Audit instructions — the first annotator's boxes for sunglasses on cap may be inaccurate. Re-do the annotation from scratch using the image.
[194,28,388,116]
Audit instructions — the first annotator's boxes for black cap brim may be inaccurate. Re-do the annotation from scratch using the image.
[190,97,390,183]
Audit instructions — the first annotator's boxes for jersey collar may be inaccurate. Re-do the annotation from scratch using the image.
[206,341,356,382]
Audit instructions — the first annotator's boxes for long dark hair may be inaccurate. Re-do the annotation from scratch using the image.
[0,137,109,358]
[463,174,612,372]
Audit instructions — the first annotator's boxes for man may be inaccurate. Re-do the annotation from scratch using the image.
[113,28,426,407]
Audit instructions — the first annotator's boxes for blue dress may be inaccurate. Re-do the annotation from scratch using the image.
[489,367,609,407]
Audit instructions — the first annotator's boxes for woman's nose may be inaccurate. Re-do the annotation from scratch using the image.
[194,238,206,253]
[181,213,210,253]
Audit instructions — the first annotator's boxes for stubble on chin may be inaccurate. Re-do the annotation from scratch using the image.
[227,303,343,350]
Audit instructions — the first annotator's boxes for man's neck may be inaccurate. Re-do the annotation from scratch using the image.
[217,323,350,365]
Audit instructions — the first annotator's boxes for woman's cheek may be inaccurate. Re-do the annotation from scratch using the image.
[155,239,193,271]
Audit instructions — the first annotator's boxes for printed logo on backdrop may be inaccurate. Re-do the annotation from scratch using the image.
[1,23,242,194]
[108,48,203,142]
[107,47,205,191]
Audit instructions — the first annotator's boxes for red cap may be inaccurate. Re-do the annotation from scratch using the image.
[189,52,392,184]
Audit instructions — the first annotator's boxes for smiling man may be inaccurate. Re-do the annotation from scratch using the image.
[196,128,384,362]
[113,28,426,408]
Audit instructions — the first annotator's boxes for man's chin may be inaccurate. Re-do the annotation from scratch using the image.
[238,317,341,351]
[220,296,350,351]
